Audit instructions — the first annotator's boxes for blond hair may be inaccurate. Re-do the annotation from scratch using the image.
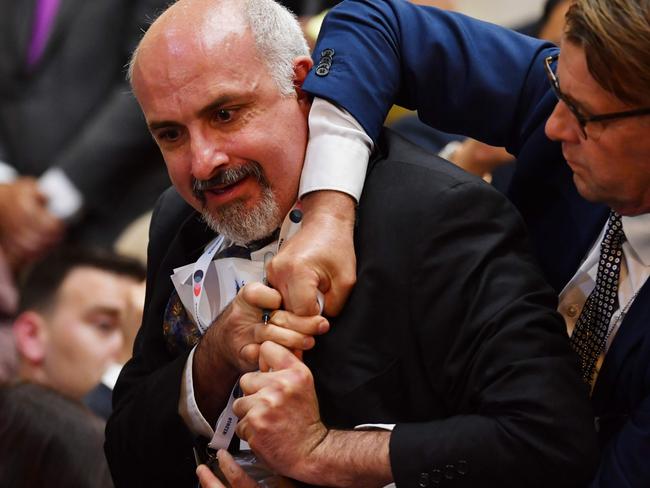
[565,0,650,105]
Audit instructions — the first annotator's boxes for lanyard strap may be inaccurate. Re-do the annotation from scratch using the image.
[208,380,243,450]
[192,235,225,334]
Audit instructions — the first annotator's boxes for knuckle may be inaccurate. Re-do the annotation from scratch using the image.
[259,340,275,356]
[340,272,357,290]
[247,409,267,431]
[281,366,312,390]
[293,364,313,386]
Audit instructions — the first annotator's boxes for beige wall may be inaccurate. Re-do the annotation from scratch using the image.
[456,0,546,27]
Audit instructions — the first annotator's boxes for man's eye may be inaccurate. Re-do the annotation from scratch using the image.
[91,318,118,334]
[213,109,234,123]
[156,128,182,142]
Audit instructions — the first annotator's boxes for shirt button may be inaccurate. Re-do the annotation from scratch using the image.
[567,305,579,317]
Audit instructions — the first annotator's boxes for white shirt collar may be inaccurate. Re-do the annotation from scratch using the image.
[101,362,123,390]
[622,213,650,266]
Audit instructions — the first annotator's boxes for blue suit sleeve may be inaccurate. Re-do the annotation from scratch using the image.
[303,0,557,155]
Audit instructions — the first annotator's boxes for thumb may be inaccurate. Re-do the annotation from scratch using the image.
[259,341,299,372]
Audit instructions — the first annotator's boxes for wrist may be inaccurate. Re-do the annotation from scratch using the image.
[301,190,356,225]
[305,429,392,487]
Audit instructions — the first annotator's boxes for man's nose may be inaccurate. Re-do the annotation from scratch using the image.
[545,101,580,143]
[190,131,229,181]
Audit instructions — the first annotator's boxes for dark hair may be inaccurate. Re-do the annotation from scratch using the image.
[565,0,650,105]
[0,383,114,488]
[17,246,146,315]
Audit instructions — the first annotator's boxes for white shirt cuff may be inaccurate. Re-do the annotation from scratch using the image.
[0,161,18,183]
[354,423,396,431]
[178,346,215,439]
[300,98,373,202]
[37,167,84,221]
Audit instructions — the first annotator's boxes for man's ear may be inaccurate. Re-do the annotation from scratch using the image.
[12,311,47,364]
[292,56,314,101]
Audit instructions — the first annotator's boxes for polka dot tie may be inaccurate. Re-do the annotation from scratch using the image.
[570,211,626,385]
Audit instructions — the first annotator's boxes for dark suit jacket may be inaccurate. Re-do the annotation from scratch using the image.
[106,129,598,487]
[0,0,170,244]
[302,2,650,485]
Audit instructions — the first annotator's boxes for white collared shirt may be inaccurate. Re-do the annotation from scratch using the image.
[559,213,650,381]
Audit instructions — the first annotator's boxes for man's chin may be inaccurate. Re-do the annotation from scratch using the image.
[200,197,281,245]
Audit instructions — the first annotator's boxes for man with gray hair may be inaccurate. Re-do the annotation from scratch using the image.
[106,0,598,486]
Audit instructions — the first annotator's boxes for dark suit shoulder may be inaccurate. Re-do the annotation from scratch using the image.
[373,128,503,195]
[149,187,196,245]
[364,128,518,227]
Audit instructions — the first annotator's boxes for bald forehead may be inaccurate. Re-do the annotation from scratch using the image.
[134,0,249,76]
[150,0,245,38]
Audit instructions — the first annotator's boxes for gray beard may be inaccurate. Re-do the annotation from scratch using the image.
[200,185,281,245]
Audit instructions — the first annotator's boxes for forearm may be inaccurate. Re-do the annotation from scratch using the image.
[307,429,392,488]
[304,0,553,148]
[301,190,356,229]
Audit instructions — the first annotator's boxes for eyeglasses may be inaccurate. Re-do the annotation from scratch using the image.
[544,54,650,139]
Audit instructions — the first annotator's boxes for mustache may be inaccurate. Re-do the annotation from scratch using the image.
[192,162,266,204]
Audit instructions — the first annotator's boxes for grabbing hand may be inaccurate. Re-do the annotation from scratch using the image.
[267,190,356,317]
[196,451,260,488]
[193,283,328,424]
[206,282,329,373]
[234,341,328,484]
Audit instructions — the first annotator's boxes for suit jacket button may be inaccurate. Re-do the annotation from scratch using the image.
[430,468,442,484]
[321,48,335,57]
[316,65,330,76]
[444,464,455,480]
[418,472,429,487]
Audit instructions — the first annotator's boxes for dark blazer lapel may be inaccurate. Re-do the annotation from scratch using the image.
[160,212,217,278]
[140,206,216,364]
[592,279,650,405]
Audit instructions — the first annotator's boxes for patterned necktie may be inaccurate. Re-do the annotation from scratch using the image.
[570,211,626,385]
[26,0,61,67]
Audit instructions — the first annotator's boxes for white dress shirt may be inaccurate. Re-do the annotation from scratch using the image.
[559,213,650,381]
[298,98,372,202]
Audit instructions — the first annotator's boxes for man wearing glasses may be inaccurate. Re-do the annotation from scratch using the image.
[260,0,650,486]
